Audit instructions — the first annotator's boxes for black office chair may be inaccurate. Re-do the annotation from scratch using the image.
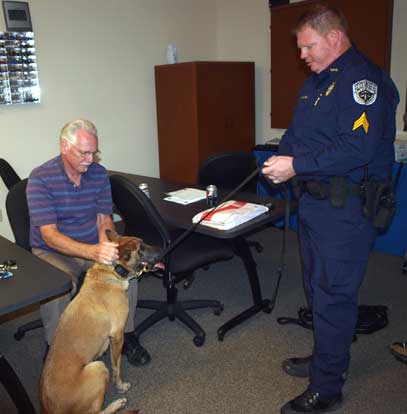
[6,179,30,252]
[0,158,21,190]
[5,179,44,339]
[6,179,82,341]
[198,151,259,194]
[197,151,263,253]
[110,174,234,346]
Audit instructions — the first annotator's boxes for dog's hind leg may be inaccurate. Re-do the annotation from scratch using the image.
[77,361,134,414]
[75,361,111,413]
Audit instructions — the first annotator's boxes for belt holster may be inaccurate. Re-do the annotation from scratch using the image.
[361,178,397,233]
[328,177,361,208]
[305,181,327,200]
[328,177,347,208]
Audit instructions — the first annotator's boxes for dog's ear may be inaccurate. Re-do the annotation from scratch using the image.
[106,229,120,242]
[119,248,132,262]
[117,239,141,260]
[118,238,141,252]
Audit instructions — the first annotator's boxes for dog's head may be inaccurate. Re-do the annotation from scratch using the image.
[106,230,163,278]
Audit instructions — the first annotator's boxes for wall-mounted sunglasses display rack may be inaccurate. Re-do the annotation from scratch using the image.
[0,31,40,105]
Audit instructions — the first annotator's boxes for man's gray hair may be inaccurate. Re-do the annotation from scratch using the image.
[60,119,98,144]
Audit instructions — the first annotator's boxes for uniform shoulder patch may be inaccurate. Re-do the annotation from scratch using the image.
[352,79,378,105]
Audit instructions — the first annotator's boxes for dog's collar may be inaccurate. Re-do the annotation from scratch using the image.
[113,262,132,277]
[113,261,149,281]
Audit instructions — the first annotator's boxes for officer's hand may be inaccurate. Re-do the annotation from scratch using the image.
[91,241,119,265]
[262,156,296,183]
[262,156,278,178]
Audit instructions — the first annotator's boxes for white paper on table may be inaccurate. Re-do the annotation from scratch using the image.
[164,188,206,205]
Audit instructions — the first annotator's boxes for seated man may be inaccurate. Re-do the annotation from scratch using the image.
[26,119,149,366]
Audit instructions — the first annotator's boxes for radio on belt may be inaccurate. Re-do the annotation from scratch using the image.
[205,185,218,206]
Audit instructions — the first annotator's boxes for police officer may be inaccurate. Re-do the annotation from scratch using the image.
[262,5,399,414]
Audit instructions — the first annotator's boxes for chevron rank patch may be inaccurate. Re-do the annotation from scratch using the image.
[352,112,369,133]
[352,79,377,105]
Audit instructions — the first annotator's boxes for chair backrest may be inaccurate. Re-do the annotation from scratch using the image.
[110,174,171,252]
[0,158,21,190]
[197,151,258,193]
[110,174,234,275]
[6,178,31,251]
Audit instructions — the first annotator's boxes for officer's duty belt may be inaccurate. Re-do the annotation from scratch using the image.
[301,179,360,200]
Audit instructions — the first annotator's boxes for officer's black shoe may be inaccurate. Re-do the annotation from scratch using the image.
[280,387,343,414]
[389,341,407,364]
[282,355,312,378]
[122,333,151,366]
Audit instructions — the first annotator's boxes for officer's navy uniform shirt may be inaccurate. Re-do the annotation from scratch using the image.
[279,45,399,183]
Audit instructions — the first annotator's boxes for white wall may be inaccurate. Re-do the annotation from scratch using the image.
[0,0,218,239]
[391,0,407,129]
[215,0,270,144]
[0,0,406,240]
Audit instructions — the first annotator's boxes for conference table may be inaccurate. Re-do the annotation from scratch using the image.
[0,235,71,414]
[111,172,293,341]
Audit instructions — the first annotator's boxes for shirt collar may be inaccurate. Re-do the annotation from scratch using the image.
[56,155,92,187]
[314,45,356,83]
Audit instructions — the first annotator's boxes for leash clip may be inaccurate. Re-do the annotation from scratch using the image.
[132,264,150,280]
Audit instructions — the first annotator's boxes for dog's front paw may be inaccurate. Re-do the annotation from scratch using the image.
[116,380,131,394]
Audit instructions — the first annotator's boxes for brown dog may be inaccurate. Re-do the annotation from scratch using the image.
[40,230,161,414]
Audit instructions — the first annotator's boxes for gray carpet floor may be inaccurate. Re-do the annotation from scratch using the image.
[1,227,406,414]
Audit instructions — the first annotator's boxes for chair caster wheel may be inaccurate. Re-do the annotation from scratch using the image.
[263,300,273,314]
[183,275,194,289]
[14,331,24,341]
[214,304,224,316]
[193,335,205,347]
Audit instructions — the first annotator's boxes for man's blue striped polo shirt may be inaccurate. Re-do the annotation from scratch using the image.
[27,155,113,252]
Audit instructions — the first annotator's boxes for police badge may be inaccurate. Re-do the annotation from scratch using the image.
[352,79,378,105]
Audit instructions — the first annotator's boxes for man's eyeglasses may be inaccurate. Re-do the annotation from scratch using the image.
[70,143,101,159]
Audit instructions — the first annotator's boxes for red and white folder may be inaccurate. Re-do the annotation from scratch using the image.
[192,200,269,230]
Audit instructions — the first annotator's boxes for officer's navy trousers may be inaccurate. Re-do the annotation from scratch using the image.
[298,193,376,397]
